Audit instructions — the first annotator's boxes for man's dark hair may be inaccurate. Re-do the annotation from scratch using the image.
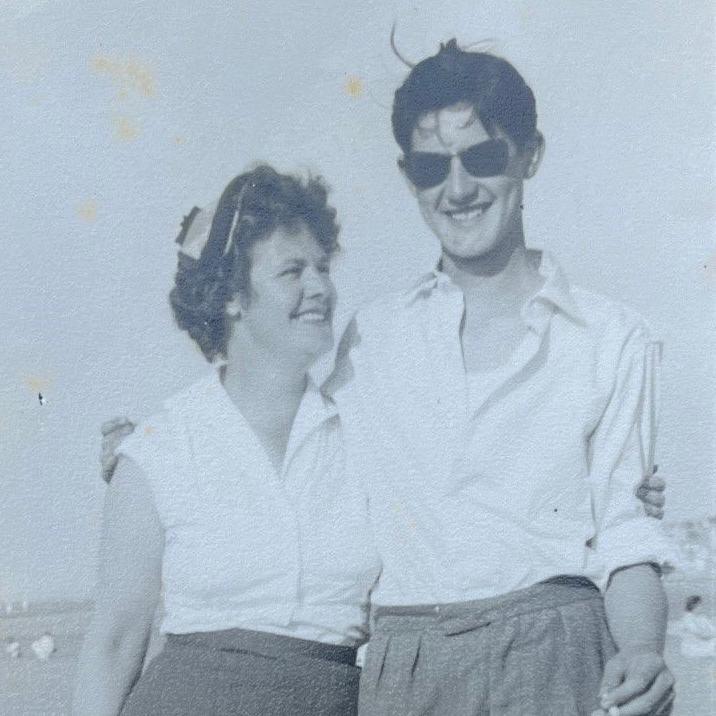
[392,39,538,154]
[170,164,339,361]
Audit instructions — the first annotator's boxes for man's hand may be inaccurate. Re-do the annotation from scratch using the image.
[100,417,135,483]
[591,650,675,716]
[635,467,666,519]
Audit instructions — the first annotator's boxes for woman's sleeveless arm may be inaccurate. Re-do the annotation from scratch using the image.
[72,456,163,716]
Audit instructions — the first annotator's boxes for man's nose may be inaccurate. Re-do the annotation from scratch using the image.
[444,155,477,203]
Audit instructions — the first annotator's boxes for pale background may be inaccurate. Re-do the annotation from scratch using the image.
[0,0,713,605]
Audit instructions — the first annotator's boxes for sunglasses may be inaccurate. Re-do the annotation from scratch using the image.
[401,139,509,189]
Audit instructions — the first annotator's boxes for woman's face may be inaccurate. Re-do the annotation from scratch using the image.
[234,224,336,367]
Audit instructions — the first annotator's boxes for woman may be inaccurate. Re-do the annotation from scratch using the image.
[72,165,381,715]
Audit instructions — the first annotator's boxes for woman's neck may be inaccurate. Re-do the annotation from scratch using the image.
[221,345,308,411]
[220,342,309,474]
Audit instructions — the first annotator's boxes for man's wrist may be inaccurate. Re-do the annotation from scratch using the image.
[615,643,664,658]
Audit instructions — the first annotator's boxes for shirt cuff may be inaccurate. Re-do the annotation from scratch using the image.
[588,518,680,592]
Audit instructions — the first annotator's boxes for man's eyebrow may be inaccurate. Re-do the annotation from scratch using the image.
[277,256,306,267]
[414,113,439,141]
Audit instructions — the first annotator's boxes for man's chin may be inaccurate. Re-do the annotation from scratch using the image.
[439,235,496,261]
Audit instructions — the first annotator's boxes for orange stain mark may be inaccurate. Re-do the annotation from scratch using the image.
[344,76,364,98]
[113,116,140,142]
[144,426,155,435]
[91,55,156,99]
[125,61,156,98]
[77,200,98,222]
[174,136,186,145]
[24,376,52,393]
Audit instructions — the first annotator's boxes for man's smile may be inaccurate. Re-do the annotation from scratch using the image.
[442,200,493,224]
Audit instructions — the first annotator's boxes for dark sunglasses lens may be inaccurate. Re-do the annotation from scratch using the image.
[405,153,450,189]
[461,140,509,177]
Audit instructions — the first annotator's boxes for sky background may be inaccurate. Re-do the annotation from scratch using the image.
[1,0,714,602]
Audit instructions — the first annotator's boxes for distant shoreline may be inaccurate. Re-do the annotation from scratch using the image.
[1,572,711,619]
[0,600,92,621]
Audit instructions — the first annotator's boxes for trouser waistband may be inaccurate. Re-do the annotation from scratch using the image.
[372,575,600,635]
[167,627,358,665]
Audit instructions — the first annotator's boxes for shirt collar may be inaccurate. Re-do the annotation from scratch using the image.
[530,251,586,325]
[185,369,338,476]
[404,250,586,326]
[187,369,337,431]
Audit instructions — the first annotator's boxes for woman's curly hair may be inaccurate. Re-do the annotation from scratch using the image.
[169,165,340,361]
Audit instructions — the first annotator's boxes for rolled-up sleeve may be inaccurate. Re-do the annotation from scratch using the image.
[586,323,678,590]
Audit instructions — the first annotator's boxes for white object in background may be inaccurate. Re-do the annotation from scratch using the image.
[21,600,29,612]
[669,613,716,658]
[4,639,21,659]
[31,633,55,660]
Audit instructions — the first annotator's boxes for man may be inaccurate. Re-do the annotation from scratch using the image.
[327,41,675,715]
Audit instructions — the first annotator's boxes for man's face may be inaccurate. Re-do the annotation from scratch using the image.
[406,102,539,261]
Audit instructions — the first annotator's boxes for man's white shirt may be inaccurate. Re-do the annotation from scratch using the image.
[328,250,675,606]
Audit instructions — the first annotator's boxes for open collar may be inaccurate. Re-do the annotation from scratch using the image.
[403,250,587,327]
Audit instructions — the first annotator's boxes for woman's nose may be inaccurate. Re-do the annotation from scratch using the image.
[302,266,331,297]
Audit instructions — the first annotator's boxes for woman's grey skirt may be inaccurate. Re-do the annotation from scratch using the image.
[120,628,359,715]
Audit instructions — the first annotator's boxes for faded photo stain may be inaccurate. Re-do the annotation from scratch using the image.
[24,376,53,394]
[90,55,155,142]
[76,200,98,222]
[90,55,156,100]
[344,75,364,98]
[112,116,140,142]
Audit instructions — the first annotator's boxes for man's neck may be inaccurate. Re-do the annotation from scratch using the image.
[440,236,542,321]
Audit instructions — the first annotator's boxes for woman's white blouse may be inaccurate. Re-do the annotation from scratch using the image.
[118,371,381,645]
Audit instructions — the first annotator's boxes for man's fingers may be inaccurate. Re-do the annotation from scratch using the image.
[101,425,135,452]
[612,672,674,715]
[99,429,133,462]
[99,421,134,484]
[644,504,665,519]
[101,455,119,484]
[636,476,665,496]
[645,476,666,491]
[603,666,660,708]
[599,656,626,698]
[644,492,665,507]
[654,688,676,716]
[101,417,134,436]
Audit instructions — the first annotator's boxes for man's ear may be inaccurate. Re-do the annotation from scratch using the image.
[524,131,545,179]
[398,156,418,196]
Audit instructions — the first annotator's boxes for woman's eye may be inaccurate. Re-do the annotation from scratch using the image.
[281,267,301,277]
